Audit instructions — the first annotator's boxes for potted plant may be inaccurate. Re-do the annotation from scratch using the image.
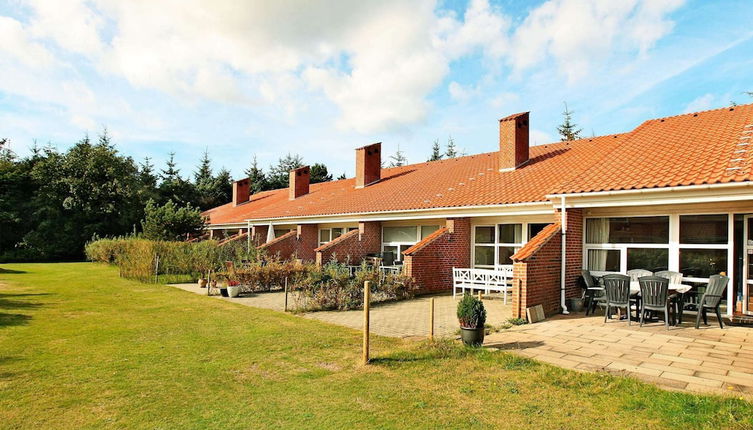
[457,294,487,346]
[226,280,241,298]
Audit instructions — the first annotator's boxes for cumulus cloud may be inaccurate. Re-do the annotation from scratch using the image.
[2,0,684,136]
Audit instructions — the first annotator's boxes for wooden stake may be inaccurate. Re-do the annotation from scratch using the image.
[363,281,371,365]
[284,277,289,312]
[478,291,482,301]
[429,297,435,340]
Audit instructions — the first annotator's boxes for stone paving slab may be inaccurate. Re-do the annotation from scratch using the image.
[170,283,511,338]
[485,313,753,397]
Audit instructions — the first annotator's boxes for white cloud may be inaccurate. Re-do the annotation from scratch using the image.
[2,0,685,139]
[510,0,685,82]
[682,93,716,113]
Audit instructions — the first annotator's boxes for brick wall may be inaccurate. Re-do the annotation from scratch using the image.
[250,225,269,247]
[258,230,297,260]
[315,221,381,266]
[256,224,319,262]
[511,224,562,318]
[403,217,470,294]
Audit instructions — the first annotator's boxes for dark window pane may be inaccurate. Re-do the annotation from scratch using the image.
[474,246,494,266]
[319,229,330,242]
[627,248,668,272]
[587,249,620,272]
[498,246,517,265]
[332,228,343,239]
[609,217,669,244]
[420,225,440,240]
[383,226,417,243]
[498,224,522,243]
[680,248,728,278]
[680,215,728,244]
[528,223,549,240]
[475,226,495,244]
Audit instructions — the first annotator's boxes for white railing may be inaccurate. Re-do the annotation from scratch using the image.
[453,267,514,303]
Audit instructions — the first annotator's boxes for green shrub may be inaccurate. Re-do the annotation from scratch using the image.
[457,294,486,328]
[85,237,258,283]
[289,260,418,312]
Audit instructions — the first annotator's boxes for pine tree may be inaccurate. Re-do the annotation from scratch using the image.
[310,163,333,183]
[428,139,443,161]
[388,145,408,167]
[445,136,457,158]
[244,154,267,194]
[161,152,181,181]
[194,149,213,185]
[336,172,346,180]
[557,102,582,141]
[267,153,304,189]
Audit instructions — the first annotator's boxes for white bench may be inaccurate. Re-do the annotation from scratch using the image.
[453,267,513,303]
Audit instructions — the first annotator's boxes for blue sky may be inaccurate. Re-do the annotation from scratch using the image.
[1,0,752,180]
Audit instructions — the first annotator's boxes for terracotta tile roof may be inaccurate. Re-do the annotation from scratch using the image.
[205,103,753,225]
[552,103,753,194]
[511,222,560,262]
[205,134,624,224]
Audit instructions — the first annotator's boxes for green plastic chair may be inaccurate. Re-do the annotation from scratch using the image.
[638,276,673,329]
[602,274,632,325]
[695,274,729,329]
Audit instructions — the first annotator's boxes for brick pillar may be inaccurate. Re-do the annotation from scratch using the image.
[295,224,319,262]
[559,208,583,299]
[511,223,562,318]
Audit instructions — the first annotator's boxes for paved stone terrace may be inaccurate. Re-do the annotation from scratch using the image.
[485,313,753,397]
[170,283,511,338]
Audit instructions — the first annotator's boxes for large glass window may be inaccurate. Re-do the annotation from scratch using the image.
[586,216,669,244]
[473,224,523,269]
[318,227,344,246]
[627,248,668,272]
[383,226,417,243]
[587,249,620,272]
[680,248,728,279]
[528,223,549,240]
[680,215,728,244]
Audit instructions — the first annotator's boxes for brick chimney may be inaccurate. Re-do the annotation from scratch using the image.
[355,142,381,188]
[232,178,250,207]
[289,166,310,200]
[499,112,530,171]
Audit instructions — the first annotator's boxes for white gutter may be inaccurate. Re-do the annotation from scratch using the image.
[560,195,569,315]
[243,201,551,224]
[546,181,753,200]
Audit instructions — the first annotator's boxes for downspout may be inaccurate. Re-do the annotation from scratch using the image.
[560,196,569,314]
[246,220,251,253]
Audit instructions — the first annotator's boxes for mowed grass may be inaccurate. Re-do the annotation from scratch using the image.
[1,263,752,429]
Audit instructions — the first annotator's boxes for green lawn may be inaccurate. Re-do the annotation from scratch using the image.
[1,263,752,429]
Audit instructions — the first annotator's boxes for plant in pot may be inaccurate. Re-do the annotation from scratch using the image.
[457,294,487,347]
[226,280,241,298]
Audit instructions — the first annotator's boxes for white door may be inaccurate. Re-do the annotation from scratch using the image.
[744,216,753,315]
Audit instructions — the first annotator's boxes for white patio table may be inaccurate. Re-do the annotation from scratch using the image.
[629,281,692,295]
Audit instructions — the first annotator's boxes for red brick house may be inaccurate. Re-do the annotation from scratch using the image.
[204,104,753,321]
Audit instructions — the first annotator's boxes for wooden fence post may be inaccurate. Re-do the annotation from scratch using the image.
[284,277,289,312]
[363,281,371,365]
[429,297,435,340]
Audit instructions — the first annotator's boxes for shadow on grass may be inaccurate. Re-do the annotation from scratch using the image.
[0,293,46,328]
[0,312,32,328]
[0,268,26,274]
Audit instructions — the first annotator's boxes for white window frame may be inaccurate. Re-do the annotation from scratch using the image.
[381,225,440,262]
[583,215,671,276]
[471,223,540,270]
[318,227,344,247]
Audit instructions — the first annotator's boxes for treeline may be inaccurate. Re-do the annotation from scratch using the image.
[0,133,336,262]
